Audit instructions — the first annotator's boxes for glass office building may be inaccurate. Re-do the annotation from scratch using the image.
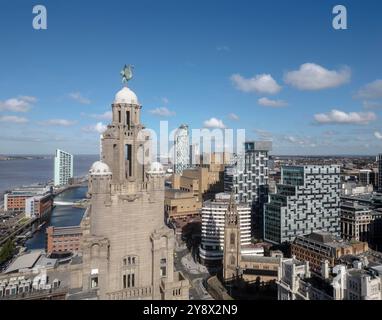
[264,165,341,244]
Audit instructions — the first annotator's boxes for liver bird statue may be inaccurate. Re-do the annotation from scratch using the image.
[121,64,134,84]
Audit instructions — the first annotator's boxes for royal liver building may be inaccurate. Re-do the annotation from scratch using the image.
[69,66,189,300]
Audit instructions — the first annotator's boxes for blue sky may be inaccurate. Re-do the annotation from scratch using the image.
[0,0,382,155]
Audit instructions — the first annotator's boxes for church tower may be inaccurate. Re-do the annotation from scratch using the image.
[69,66,189,300]
[223,192,242,282]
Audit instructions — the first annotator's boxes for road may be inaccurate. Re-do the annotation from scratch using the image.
[173,241,213,300]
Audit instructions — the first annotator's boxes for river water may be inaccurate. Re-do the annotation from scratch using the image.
[0,155,96,250]
[25,186,88,250]
[0,155,98,195]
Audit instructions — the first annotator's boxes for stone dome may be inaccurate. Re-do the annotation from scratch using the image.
[89,161,112,175]
[147,162,165,175]
[114,86,138,105]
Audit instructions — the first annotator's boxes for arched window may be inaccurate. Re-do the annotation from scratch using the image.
[230,255,235,265]
[122,255,138,289]
[123,255,138,266]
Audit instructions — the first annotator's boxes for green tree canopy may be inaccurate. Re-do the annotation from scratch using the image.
[0,240,15,264]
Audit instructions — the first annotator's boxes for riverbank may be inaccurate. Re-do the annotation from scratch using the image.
[25,186,87,251]
[1,186,88,251]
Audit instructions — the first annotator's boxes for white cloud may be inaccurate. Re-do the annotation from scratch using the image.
[356,80,382,99]
[149,107,176,117]
[314,109,376,125]
[40,119,77,126]
[82,122,107,134]
[69,92,91,105]
[94,122,107,133]
[228,113,239,121]
[253,129,273,140]
[258,97,288,107]
[230,73,281,95]
[285,136,297,143]
[91,111,112,120]
[80,111,112,120]
[280,135,317,147]
[0,115,29,123]
[203,117,226,129]
[0,96,36,112]
[19,96,37,103]
[375,131,382,140]
[161,97,169,104]
[363,100,382,110]
[284,63,351,90]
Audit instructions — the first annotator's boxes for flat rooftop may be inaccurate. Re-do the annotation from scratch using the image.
[241,255,280,264]
[165,188,195,198]
[5,250,44,274]
[305,231,335,243]
[297,232,363,249]
[50,226,82,236]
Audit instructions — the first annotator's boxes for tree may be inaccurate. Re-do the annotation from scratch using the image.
[0,240,15,264]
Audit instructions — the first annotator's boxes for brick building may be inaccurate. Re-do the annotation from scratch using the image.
[46,226,82,255]
[291,231,369,272]
[4,186,52,217]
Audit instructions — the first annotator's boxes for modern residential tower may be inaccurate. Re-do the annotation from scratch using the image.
[54,149,73,186]
[174,124,190,174]
[224,141,272,239]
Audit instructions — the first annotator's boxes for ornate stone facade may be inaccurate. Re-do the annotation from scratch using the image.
[223,194,242,282]
[222,194,282,286]
[69,79,189,300]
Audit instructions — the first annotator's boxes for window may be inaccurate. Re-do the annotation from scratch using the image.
[230,233,235,246]
[123,274,127,289]
[160,258,167,277]
[125,144,132,177]
[124,255,137,266]
[123,273,135,288]
[91,276,98,289]
[126,110,130,127]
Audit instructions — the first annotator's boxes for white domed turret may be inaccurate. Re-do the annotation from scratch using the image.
[147,162,165,175]
[89,161,112,176]
[114,87,138,105]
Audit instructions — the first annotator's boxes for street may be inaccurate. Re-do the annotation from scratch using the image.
[174,240,213,300]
